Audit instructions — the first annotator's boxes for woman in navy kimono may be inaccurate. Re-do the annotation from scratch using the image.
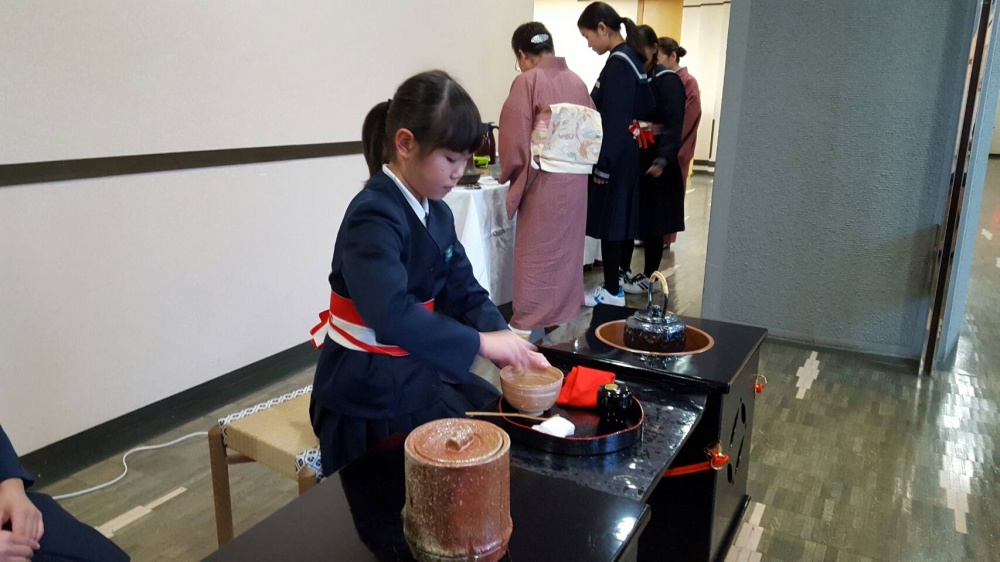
[578,2,655,307]
[620,25,686,294]
[310,70,549,475]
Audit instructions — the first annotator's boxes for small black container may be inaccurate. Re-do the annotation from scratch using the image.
[597,383,633,433]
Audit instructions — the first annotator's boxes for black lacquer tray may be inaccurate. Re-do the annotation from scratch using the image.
[495,397,644,456]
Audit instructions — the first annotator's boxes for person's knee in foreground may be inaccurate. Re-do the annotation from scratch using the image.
[310,70,550,475]
[1,424,129,562]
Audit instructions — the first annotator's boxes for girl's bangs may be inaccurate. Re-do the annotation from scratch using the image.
[425,91,483,155]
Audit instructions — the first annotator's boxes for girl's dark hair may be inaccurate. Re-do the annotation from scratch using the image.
[657,37,687,59]
[577,2,645,56]
[511,22,555,56]
[635,24,659,71]
[361,70,483,177]
[361,100,390,176]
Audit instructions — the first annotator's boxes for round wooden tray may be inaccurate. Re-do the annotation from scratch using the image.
[495,397,644,456]
[594,321,715,357]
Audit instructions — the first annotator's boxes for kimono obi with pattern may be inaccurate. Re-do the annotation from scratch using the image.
[310,291,434,356]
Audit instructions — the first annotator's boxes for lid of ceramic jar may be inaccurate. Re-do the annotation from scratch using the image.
[405,418,510,467]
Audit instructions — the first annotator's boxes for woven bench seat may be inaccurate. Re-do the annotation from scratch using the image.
[208,386,321,546]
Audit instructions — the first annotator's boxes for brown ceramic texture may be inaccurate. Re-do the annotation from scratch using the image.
[402,419,512,562]
[595,321,716,357]
[499,365,564,416]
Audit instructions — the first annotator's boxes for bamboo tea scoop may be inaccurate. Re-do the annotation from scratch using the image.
[465,411,551,422]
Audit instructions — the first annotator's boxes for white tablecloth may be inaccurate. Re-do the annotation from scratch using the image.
[444,182,516,304]
[584,236,603,265]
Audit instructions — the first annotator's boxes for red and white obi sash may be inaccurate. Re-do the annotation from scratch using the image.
[630,120,657,149]
[309,292,434,356]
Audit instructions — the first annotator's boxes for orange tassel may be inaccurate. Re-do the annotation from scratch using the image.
[662,441,729,477]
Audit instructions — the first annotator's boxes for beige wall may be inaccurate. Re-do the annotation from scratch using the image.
[638,0,684,44]
[0,0,533,453]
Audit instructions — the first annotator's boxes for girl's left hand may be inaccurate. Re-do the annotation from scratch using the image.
[646,164,663,177]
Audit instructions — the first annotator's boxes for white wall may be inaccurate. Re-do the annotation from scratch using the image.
[0,157,363,453]
[681,0,731,164]
[0,1,524,164]
[533,0,639,91]
[0,0,533,454]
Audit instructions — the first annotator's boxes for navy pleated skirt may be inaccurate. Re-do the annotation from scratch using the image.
[310,372,500,476]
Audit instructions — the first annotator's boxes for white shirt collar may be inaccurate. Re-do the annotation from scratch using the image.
[382,164,429,227]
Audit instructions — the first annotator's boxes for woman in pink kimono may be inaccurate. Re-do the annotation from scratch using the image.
[499,22,595,335]
[658,37,701,249]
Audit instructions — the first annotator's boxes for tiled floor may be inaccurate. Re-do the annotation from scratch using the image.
[36,170,1000,561]
[723,163,1000,561]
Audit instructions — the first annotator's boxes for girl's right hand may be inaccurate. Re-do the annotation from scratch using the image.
[479,331,551,371]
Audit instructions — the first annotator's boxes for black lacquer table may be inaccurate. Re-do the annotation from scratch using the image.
[504,377,706,503]
[205,438,650,562]
[206,305,765,562]
[536,305,768,562]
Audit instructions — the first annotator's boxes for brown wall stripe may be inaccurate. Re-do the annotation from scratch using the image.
[0,141,363,187]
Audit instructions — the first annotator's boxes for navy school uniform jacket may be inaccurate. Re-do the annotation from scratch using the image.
[646,65,686,166]
[1,425,34,487]
[312,171,508,419]
[637,64,688,238]
[587,43,656,240]
[590,43,655,182]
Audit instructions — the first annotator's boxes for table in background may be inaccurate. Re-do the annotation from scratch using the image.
[584,235,603,266]
[444,182,515,305]
[206,438,650,562]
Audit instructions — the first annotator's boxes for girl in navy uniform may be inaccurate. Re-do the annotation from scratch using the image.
[310,70,549,475]
[620,25,687,294]
[578,1,655,307]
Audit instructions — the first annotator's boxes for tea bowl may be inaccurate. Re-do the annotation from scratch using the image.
[499,366,564,416]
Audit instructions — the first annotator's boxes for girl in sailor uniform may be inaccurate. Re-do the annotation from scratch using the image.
[619,25,687,295]
[578,1,656,307]
[309,70,549,475]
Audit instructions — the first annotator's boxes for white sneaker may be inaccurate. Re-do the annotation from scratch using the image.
[619,269,632,289]
[584,284,626,307]
[621,272,647,294]
[622,273,662,294]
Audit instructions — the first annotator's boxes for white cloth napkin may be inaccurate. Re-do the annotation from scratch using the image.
[532,415,576,438]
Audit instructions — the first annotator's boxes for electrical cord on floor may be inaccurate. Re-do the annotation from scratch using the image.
[51,431,208,501]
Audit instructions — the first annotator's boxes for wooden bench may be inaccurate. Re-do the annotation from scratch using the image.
[207,386,321,546]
